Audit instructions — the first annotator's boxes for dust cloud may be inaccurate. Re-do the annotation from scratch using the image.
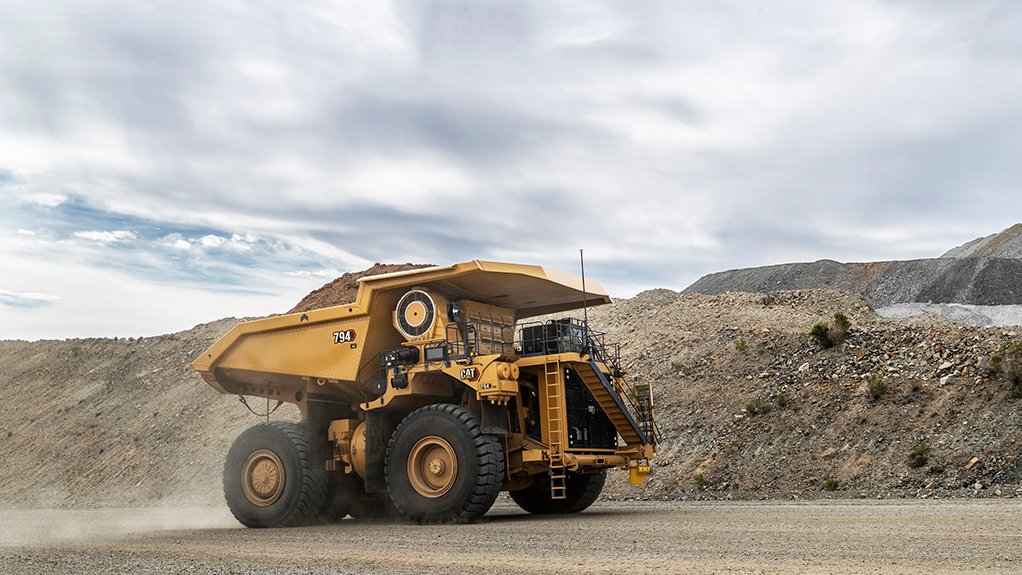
[0,507,237,548]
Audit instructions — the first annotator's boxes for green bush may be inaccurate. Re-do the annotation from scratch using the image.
[991,340,1022,398]
[810,313,852,348]
[823,479,840,491]
[774,392,789,409]
[810,322,833,348]
[735,338,748,352]
[907,442,931,469]
[833,312,851,331]
[866,373,888,401]
[745,398,766,415]
[692,473,706,488]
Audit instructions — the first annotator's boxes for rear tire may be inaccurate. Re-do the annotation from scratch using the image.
[385,404,504,524]
[223,422,328,528]
[509,470,606,515]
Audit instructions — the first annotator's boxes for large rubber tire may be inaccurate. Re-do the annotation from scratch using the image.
[223,422,328,528]
[385,404,504,524]
[509,469,606,515]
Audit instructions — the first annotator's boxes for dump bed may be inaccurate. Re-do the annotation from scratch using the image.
[192,260,610,404]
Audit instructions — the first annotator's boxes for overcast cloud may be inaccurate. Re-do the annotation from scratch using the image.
[1,1,1020,339]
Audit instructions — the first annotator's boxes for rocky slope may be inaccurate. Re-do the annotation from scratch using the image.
[1,281,1020,509]
[685,225,1022,308]
[942,223,1022,259]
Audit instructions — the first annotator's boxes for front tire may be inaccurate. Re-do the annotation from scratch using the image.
[510,470,606,515]
[385,404,504,524]
[223,422,328,528]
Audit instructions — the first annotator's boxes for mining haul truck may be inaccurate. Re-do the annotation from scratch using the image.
[193,260,658,526]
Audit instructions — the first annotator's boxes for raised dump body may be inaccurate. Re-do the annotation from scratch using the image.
[194,260,658,526]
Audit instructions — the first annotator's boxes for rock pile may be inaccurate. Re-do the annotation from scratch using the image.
[684,224,1022,312]
[589,289,1022,500]
[942,223,1022,259]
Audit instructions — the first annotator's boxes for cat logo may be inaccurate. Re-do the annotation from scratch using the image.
[460,367,480,381]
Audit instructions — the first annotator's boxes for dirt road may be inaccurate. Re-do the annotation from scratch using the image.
[1,500,1019,574]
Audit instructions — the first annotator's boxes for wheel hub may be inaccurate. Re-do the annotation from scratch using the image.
[408,436,458,498]
[241,449,285,506]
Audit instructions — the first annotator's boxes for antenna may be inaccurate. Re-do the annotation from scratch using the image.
[580,249,588,342]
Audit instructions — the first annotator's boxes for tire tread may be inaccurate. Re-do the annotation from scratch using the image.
[223,421,328,528]
[385,404,504,524]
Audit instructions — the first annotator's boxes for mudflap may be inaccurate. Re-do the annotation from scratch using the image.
[364,410,404,493]
[480,403,509,436]
[306,393,354,470]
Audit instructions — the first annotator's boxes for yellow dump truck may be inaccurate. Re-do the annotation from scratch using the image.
[193,260,658,526]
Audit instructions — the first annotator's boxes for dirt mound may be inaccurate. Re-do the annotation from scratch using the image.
[1,287,1020,509]
[942,224,1022,259]
[728,258,1022,307]
[0,318,268,509]
[589,289,1022,500]
[288,263,432,314]
[685,224,1022,311]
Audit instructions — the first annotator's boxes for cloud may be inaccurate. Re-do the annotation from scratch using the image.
[73,230,137,243]
[18,193,68,207]
[1,0,1021,338]
[0,289,61,309]
[198,234,226,248]
[284,268,343,279]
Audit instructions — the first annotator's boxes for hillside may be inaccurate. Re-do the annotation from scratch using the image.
[685,225,1022,309]
[942,224,1022,259]
[1,283,1019,509]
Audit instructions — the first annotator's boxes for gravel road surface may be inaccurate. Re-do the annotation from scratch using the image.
[2,500,1019,574]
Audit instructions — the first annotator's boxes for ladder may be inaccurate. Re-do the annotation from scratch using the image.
[543,361,567,500]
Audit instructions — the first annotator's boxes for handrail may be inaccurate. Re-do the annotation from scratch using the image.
[581,325,661,447]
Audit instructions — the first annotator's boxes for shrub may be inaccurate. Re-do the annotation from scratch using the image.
[735,338,748,352]
[810,322,833,348]
[774,392,789,409]
[810,313,852,348]
[866,373,888,401]
[670,360,684,373]
[907,442,931,469]
[833,312,851,331]
[745,398,766,415]
[823,479,840,491]
[692,473,706,488]
[991,340,1022,398]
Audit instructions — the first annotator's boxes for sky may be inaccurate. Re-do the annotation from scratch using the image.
[1,1,1021,340]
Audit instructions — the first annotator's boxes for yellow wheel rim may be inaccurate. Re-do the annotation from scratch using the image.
[241,449,285,507]
[407,436,458,498]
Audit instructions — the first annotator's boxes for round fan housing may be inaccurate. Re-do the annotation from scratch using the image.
[394,289,436,340]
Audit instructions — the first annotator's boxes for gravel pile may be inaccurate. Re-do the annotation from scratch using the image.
[878,303,1022,327]
[941,223,1022,258]
[592,289,1022,500]
[684,224,1022,314]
